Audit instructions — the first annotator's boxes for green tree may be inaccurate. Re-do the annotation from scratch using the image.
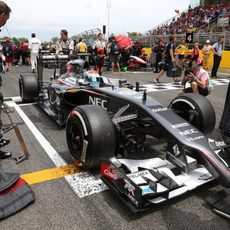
[51,37,59,43]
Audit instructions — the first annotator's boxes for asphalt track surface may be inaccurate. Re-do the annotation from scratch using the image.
[0,65,229,230]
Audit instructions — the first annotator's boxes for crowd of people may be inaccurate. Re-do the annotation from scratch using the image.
[151,2,230,35]
[152,34,224,97]
[0,33,41,73]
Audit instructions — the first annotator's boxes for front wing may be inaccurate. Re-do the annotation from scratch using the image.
[101,157,213,212]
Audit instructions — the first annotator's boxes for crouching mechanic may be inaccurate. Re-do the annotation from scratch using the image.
[180,57,210,97]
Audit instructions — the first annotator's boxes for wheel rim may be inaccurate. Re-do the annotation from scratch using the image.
[68,119,85,159]
[172,102,201,130]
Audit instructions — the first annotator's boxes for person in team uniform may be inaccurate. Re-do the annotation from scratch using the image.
[55,29,74,75]
[93,33,106,75]
[29,33,41,72]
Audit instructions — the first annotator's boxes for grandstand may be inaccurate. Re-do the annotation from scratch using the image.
[136,0,230,51]
[150,0,229,36]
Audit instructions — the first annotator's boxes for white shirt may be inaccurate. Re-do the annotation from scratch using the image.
[29,37,41,53]
[212,42,223,57]
[93,39,106,49]
[195,67,210,88]
[55,39,74,54]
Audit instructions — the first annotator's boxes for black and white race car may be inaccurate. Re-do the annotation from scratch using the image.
[19,54,230,212]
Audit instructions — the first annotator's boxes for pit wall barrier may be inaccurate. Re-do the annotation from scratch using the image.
[143,48,230,69]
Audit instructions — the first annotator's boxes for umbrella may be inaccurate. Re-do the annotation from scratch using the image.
[115,35,132,49]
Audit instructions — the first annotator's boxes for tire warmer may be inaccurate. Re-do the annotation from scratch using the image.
[0,168,35,220]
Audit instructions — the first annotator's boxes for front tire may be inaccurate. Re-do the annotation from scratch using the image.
[169,93,216,135]
[66,105,116,170]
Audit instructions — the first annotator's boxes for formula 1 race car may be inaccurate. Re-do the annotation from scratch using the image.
[19,54,230,213]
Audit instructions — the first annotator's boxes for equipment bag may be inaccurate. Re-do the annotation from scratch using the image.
[0,178,35,220]
[166,63,182,78]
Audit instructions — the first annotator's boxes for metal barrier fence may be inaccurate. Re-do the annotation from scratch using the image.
[129,31,230,50]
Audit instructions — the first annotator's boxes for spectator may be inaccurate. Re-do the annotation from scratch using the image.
[0,48,5,86]
[0,0,12,159]
[210,36,224,78]
[77,38,87,54]
[175,39,187,69]
[87,45,95,66]
[29,33,41,73]
[120,46,130,70]
[108,35,121,72]
[93,33,106,75]
[21,40,30,65]
[77,38,88,67]
[152,39,164,73]
[153,34,180,84]
[2,38,14,72]
[202,40,212,70]
[192,41,200,61]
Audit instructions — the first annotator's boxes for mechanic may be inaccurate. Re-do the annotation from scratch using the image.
[56,29,74,75]
[179,57,210,97]
[153,35,180,85]
[0,1,12,159]
[93,33,106,75]
[29,33,41,73]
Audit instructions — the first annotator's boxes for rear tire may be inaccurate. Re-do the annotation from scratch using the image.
[19,74,39,102]
[169,93,216,134]
[66,105,116,170]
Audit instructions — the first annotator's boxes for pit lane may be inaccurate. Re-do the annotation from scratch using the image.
[0,66,229,229]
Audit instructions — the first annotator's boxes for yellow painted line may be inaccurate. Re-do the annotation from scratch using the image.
[21,163,81,185]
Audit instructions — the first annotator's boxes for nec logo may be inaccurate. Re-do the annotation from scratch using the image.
[179,129,198,136]
[89,96,108,109]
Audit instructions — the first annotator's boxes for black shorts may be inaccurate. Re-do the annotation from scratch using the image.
[95,56,105,67]
[184,86,209,96]
[178,54,184,60]
[163,61,173,71]
[198,87,209,96]
[110,54,120,63]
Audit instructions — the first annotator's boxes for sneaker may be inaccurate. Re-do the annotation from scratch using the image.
[0,150,12,159]
[153,78,160,84]
[0,138,10,147]
[174,79,181,85]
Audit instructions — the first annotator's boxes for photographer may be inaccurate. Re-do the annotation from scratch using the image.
[180,57,210,97]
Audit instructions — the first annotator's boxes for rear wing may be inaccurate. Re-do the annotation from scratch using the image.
[36,53,69,83]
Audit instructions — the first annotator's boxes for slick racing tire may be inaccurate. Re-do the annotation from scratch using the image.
[66,105,116,170]
[19,74,39,103]
[169,93,216,135]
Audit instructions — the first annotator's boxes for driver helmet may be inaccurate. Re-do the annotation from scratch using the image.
[67,59,85,74]
[83,70,100,84]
